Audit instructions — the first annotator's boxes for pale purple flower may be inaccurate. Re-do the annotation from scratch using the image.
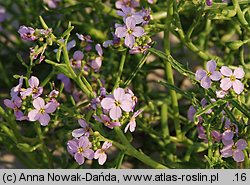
[48,90,60,108]
[93,114,121,129]
[94,141,112,165]
[91,87,106,110]
[72,119,92,138]
[140,8,151,26]
[0,7,6,23]
[125,88,137,110]
[103,33,121,48]
[101,88,133,120]
[220,67,244,94]
[115,0,140,9]
[129,45,150,54]
[76,33,93,43]
[10,77,23,100]
[220,139,247,162]
[43,0,60,9]
[28,97,57,126]
[67,136,94,165]
[222,117,238,145]
[216,89,228,99]
[70,50,84,68]
[211,130,222,143]
[206,0,213,6]
[124,109,143,133]
[20,76,43,99]
[197,124,207,142]
[116,6,143,24]
[90,44,103,72]
[18,26,37,41]
[4,97,27,121]
[57,74,72,93]
[147,0,156,4]
[115,17,144,48]
[195,60,221,89]
[54,39,76,53]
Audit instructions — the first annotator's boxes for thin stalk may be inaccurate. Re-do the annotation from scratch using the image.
[114,127,168,169]
[113,50,127,91]
[165,0,182,140]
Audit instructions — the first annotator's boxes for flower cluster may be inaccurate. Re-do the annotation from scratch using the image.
[67,119,112,165]
[104,1,152,54]
[4,76,59,126]
[195,60,245,95]
[188,98,248,162]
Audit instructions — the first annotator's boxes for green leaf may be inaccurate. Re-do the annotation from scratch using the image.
[230,100,250,119]
[148,48,195,80]
[159,81,194,100]
[16,143,42,153]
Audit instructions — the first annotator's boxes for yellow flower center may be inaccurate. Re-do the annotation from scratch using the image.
[14,107,19,112]
[39,108,45,114]
[32,87,38,94]
[232,145,236,150]
[127,29,133,34]
[207,72,212,77]
[104,121,110,126]
[230,75,236,82]
[115,101,121,106]
[77,147,84,153]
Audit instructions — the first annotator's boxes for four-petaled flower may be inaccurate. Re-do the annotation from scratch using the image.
[93,114,121,129]
[94,141,112,165]
[220,66,245,94]
[18,26,37,41]
[115,0,140,9]
[221,139,247,162]
[115,17,144,48]
[124,109,142,133]
[70,50,84,68]
[28,97,57,126]
[4,97,27,121]
[195,60,221,89]
[21,76,43,99]
[67,136,94,165]
[72,119,92,138]
[101,88,133,120]
[116,6,143,24]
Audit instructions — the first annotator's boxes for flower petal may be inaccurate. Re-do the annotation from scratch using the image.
[200,76,211,89]
[125,17,136,29]
[28,110,40,121]
[195,69,206,81]
[235,139,247,150]
[45,102,57,113]
[83,149,94,160]
[38,113,50,126]
[210,71,221,81]
[73,50,84,60]
[98,153,107,165]
[114,88,125,101]
[20,88,32,97]
[72,128,85,138]
[4,99,15,109]
[233,149,245,162]
[124,34,135,48]
[78,119,88,128]
[78,136,89,148]
[233,68,245,79]
[115,26,127,38]
[102,141,112,150]
[232,80,244,94]
[132,26,144,37]
[109,106,122,120]
[206,60,216,72]
[95,44,103,56]
[101,97,115,110]
[74,153,84,165]
[220,78,232,91]
[220,66,232,77]
[220,145,233,158]
[120,99,133,112]
[28,76,39,88]
[33,97,45,109]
